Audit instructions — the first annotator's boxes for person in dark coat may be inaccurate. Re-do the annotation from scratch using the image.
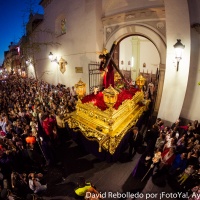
[193,120,200,135]
[132,152,153,179]
[128,127,143,159]
[144,124,159,157]
[171,119,181,130]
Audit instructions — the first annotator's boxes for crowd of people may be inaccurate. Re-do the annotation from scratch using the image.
[0,75,77,199]
[0,73,200,199]
[131,117,200,199]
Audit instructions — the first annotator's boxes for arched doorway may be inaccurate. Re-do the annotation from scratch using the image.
[105,24,166,115]
[116,35,160,81]
[115,35,160,111]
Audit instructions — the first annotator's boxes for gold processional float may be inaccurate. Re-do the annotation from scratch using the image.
[67,75,150,155]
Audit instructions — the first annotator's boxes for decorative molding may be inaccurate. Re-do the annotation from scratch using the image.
[104,20,166,42]
[156,22,165,29]
[142,20,166,36]
[102,7,165,26]
[102,7,166,42]
[105,25,119,39]
[106,27,112,34]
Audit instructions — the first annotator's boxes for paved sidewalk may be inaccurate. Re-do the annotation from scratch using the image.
[40,139,176,200]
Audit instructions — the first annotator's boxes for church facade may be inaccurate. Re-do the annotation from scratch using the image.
[23,0,200,124]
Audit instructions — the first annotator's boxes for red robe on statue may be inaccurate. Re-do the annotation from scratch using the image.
[104,64,114,88]
[99,55,114,89]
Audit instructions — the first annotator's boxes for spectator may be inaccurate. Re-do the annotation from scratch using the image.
[169,152,187,175]
[188,184,200,200]
[159,147,176,170]
[144,124,159,156]
[28,173,47,194]
[155,132,166,151]
[177,165,194,185]
[42,113,57,141]
[0,127,6,138]
[128,127,143,159]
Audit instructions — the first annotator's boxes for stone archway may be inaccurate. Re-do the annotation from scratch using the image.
[104,24,166,114]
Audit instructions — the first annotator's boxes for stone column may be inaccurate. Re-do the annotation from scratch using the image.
[131,36,140,81]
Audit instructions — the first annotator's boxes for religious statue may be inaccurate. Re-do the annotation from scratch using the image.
[61,19,66,34]
[99,53,114,89]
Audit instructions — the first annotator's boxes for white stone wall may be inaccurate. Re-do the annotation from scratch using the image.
[158,0,191,123]
[33,0,103,92]
[180,0,200,121]
[119,36,160,74]
[119,37,133,70]
[29,0,200,123]
[139,39,160,74]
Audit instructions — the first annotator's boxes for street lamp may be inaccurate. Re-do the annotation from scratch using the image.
[49,52,58,64]
[174,39,185,71]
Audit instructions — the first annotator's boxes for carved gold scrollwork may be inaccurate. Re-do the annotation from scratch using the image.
[109,136,117,155]
[99,135,109,152]
[67,91,150,155]
[89,112,94,117]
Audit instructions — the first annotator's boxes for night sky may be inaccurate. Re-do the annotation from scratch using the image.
[0,0,44,65]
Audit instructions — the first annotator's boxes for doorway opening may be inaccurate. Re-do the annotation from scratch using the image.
[89,35,160,101]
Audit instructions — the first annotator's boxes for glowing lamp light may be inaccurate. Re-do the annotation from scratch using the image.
[49,52,58,64]
[174,39,185,71]
[131,56,134,67]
